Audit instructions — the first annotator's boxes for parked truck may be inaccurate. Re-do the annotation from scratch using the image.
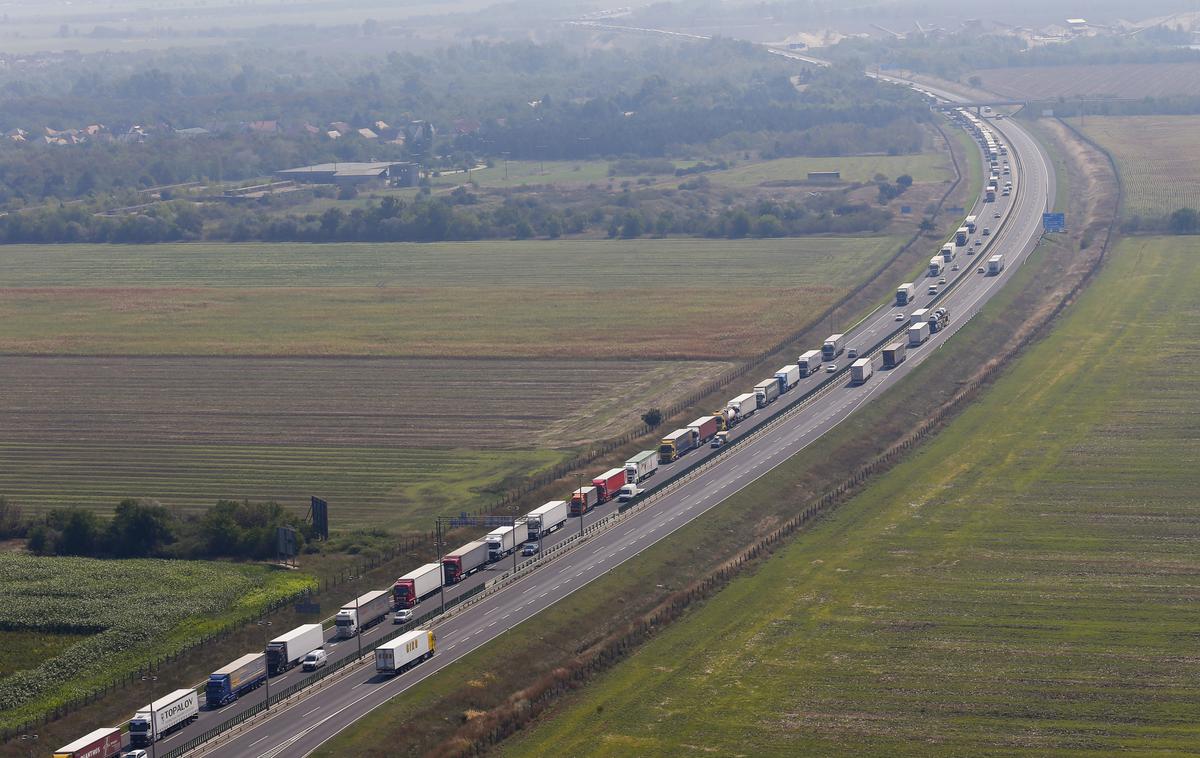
[592,468,627,503]
[336,589,392,636]
[822,333,846,361]
[442,541,489,585]
[798,350,824,377]
[624,451,659,484]
[53,728,123,758]
[988,254,1005,275]
[754,378,781,408]
[955,226,969,246]
[570,485,601,516]
[774,364,801,392]
[524,500,569,539]
[882,342,907,369]
[908,321,931,346]
[659,428,698,463]
[727,392,758,421]
[375,629,436,676]
[929,256,945,277]
[940,243,955,262]
[206,652,268,707]
[850,357,875,386]
[266,623,324,675]
[128,688,199,746]
[394,563,443,609]
[486,524,525,562]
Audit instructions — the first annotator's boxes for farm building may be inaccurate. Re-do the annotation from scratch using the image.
[276,161,417,187]
[807,170,841,181]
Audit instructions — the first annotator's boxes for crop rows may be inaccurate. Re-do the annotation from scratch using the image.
[973,62,1200,100]
[1080,116,1200,218]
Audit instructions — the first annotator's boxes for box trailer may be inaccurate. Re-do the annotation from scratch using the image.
[336,589,392,637]
[882,342,907,369]
[726,392,758,421]
[53,728,123,758]
[965,215,977,233]
[624,450,659,484]
[525,500,569,539]
[570,485,600,516]
[895,283,916,306]
[988,254,1005,275]
[774,364,801,392]
[129,688,199,746]
[798,350,824,377]
[940,243,955,262]
[986,187,996,202]
[929,256,945,277]
[908,322,931,346]
[442,541,489,585]
[754,378,781,408]
[659,428,697,463]
[394,563,443,609]
[206,652,267,707]
[592,468,627,503]
[375,629,436,676]
[910,307,929,325]
[955,227,969,246]
[822,333,846,361]
[850,358,874,386]
[266,623,324,675]
[486,525,524,561]
[687,416,720,446]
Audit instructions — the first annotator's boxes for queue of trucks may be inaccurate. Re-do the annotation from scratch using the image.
[128,689,199,747]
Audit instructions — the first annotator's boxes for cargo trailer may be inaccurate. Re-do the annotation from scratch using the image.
[266,623,324,675]
[394,563,443,609]
[895,283,916,306]
[908,322,931,346]
[687,416,720,444]
[850,358,874,386]
[570,485,600,516]
[965,215,977,233]
[754,379,781,408]
[659,428,697,463]
[726,392,758,421]
[206,653,267,707]
[442,541,489,585]
[988,254,1005,275]
[955,227,969,246]
[940,243,955,262]
[335,590,392,637]
[375,629,436,676]
[53,728,123,758]
[129,688,199,746]
[524,500,569,539]
[910,307,929,325]
[929,257,944,277]
[486,525,525,561]
[774,364,801,392]
[624,451,658,484]
[882,342,907,369]
[822,333,846,361]
[592,468,627,503]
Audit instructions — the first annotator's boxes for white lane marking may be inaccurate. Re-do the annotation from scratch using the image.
[249,735,270,748]
[302,706,321,718]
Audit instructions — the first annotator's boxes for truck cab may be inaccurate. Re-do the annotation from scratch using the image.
[711,431,729,449]
[617,483,641,502]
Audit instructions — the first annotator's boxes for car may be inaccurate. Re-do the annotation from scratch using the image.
[522,542,540,556]
[302,649,328,671]
[847,347,859,360]
[938,277,947,285]
[825,363,838,373]
[982,227,990,236]
[125,751,149,758]
[894,312,906,321]
[951,263,960,271]
[993,212,1001,218]
[974,239,983,246]
[927,285,938,295]
[392,609,413,625]
[977,266,986,273]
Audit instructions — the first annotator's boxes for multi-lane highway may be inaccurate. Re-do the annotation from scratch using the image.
[111,79,1052,757]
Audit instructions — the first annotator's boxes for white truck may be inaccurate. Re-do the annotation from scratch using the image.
[774,364,801,392]
[798,350,824,377]
[822,333,846,362]
[486,524,525,562]
[335,589,392,638]
[895,283,916,306]
[910,307,929,325]
[624,450,658,484]
[265,623,324,675]
[850,357,874,386]
[374,629,436,676]
[988,254,1005,275]
[908,321,931,346]
[393,563,443,609]
[128,688,199,747]
[725,393,758,423]
[617,483,641,502]
[955,226,969,246]
[929,256,945,277]
[524,500,568,539]
[940,243,955,262]
[754,378,781,408]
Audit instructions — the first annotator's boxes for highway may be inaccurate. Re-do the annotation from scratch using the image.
[144,99,1057,757]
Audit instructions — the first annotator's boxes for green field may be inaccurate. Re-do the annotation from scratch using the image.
[501,235,1200,756]
[1080,116,1200,219]
[708,152,951,187]
[0,552,313,732]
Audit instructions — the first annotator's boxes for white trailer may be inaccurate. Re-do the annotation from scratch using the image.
[798,350,824,376]
[774,364,801,392]
[850,358,874,386]
[335,589,392,638]
[910,307,929,325]
[525,500,569,539]
[624,450,659,484]
[265,623,324,675]
[754,378,781,408]
[486,525,524,562]
[908,322,931,346]
[895,283,916,306]
[929,256,945,277]
[725,392,758,423]
[822,334,846,361]
[941,243,955,262]
[393,563,443,609]
[375,629,436,676]
[128,689,199,746]
[988,254,1005,275]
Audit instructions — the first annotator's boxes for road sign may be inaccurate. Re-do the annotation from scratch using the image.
[1042,212,1066,232]
[310,496,329,540]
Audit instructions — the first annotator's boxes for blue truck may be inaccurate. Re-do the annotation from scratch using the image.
[206,652,268,708]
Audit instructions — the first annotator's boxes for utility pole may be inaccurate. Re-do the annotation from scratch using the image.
[140,674,158,758]
[257,620,272,708]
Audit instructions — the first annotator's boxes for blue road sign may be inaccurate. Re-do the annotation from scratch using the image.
[1042,212,1066,232]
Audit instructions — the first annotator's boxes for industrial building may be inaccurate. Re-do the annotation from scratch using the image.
[275,161,417,187]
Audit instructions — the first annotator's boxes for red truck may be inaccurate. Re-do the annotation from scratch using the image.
[591,468,627,504]
[53,727,122,758]
[687,415,720,445]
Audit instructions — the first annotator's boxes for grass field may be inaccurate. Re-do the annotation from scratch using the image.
[708,152,951,187]
[501,235,1200,756]
[0,553,313,732]
[972,62,1200,100]
[0,631,86,680]
[1078,115,1200,218]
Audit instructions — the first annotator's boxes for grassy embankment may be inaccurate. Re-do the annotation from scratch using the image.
[501,235,1200,756]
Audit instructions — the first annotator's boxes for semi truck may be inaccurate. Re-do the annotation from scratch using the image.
[393,563,443,609]
[908,321,931,347]
[881,342,907,369]
[624,451,658,484]
[986,187,996,202]
[965,215,977,233]
[687,415,720,445]
[822,333,846,361]
[375,629,436,677]
[955,226,969,246]
[929,257,945,277]
[940,243,955,262]
[754,378,781,408]
[927,307,950,333]
[53,728,123,758]
[570,485,600,515]
[895,283,916,306]
[486,525,525,561]
[129,688,199,746]
[850,357,875,386]
[592,468,627,503]
[725,393,758,423]
[206,653,268,707]
[988,254,1005,275]
[266,623,324,675]
[442,541,490,585]
[659,428,698,463]
[524,500,569,539]
[910,307,929,325]
[798,350,824,376]
[336,589,392,636]
[774,364,801,392]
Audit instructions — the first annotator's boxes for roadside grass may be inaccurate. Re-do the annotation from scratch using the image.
[1078,115,1200,218]
[499,236,1200,756]
[0,553,314,733]
[0,631,87,680]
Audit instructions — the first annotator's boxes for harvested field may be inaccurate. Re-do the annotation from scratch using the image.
[1078,115,1200,218]
[972,62,1200,100]
[708,152,950,187]
[501,236,1200,756]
